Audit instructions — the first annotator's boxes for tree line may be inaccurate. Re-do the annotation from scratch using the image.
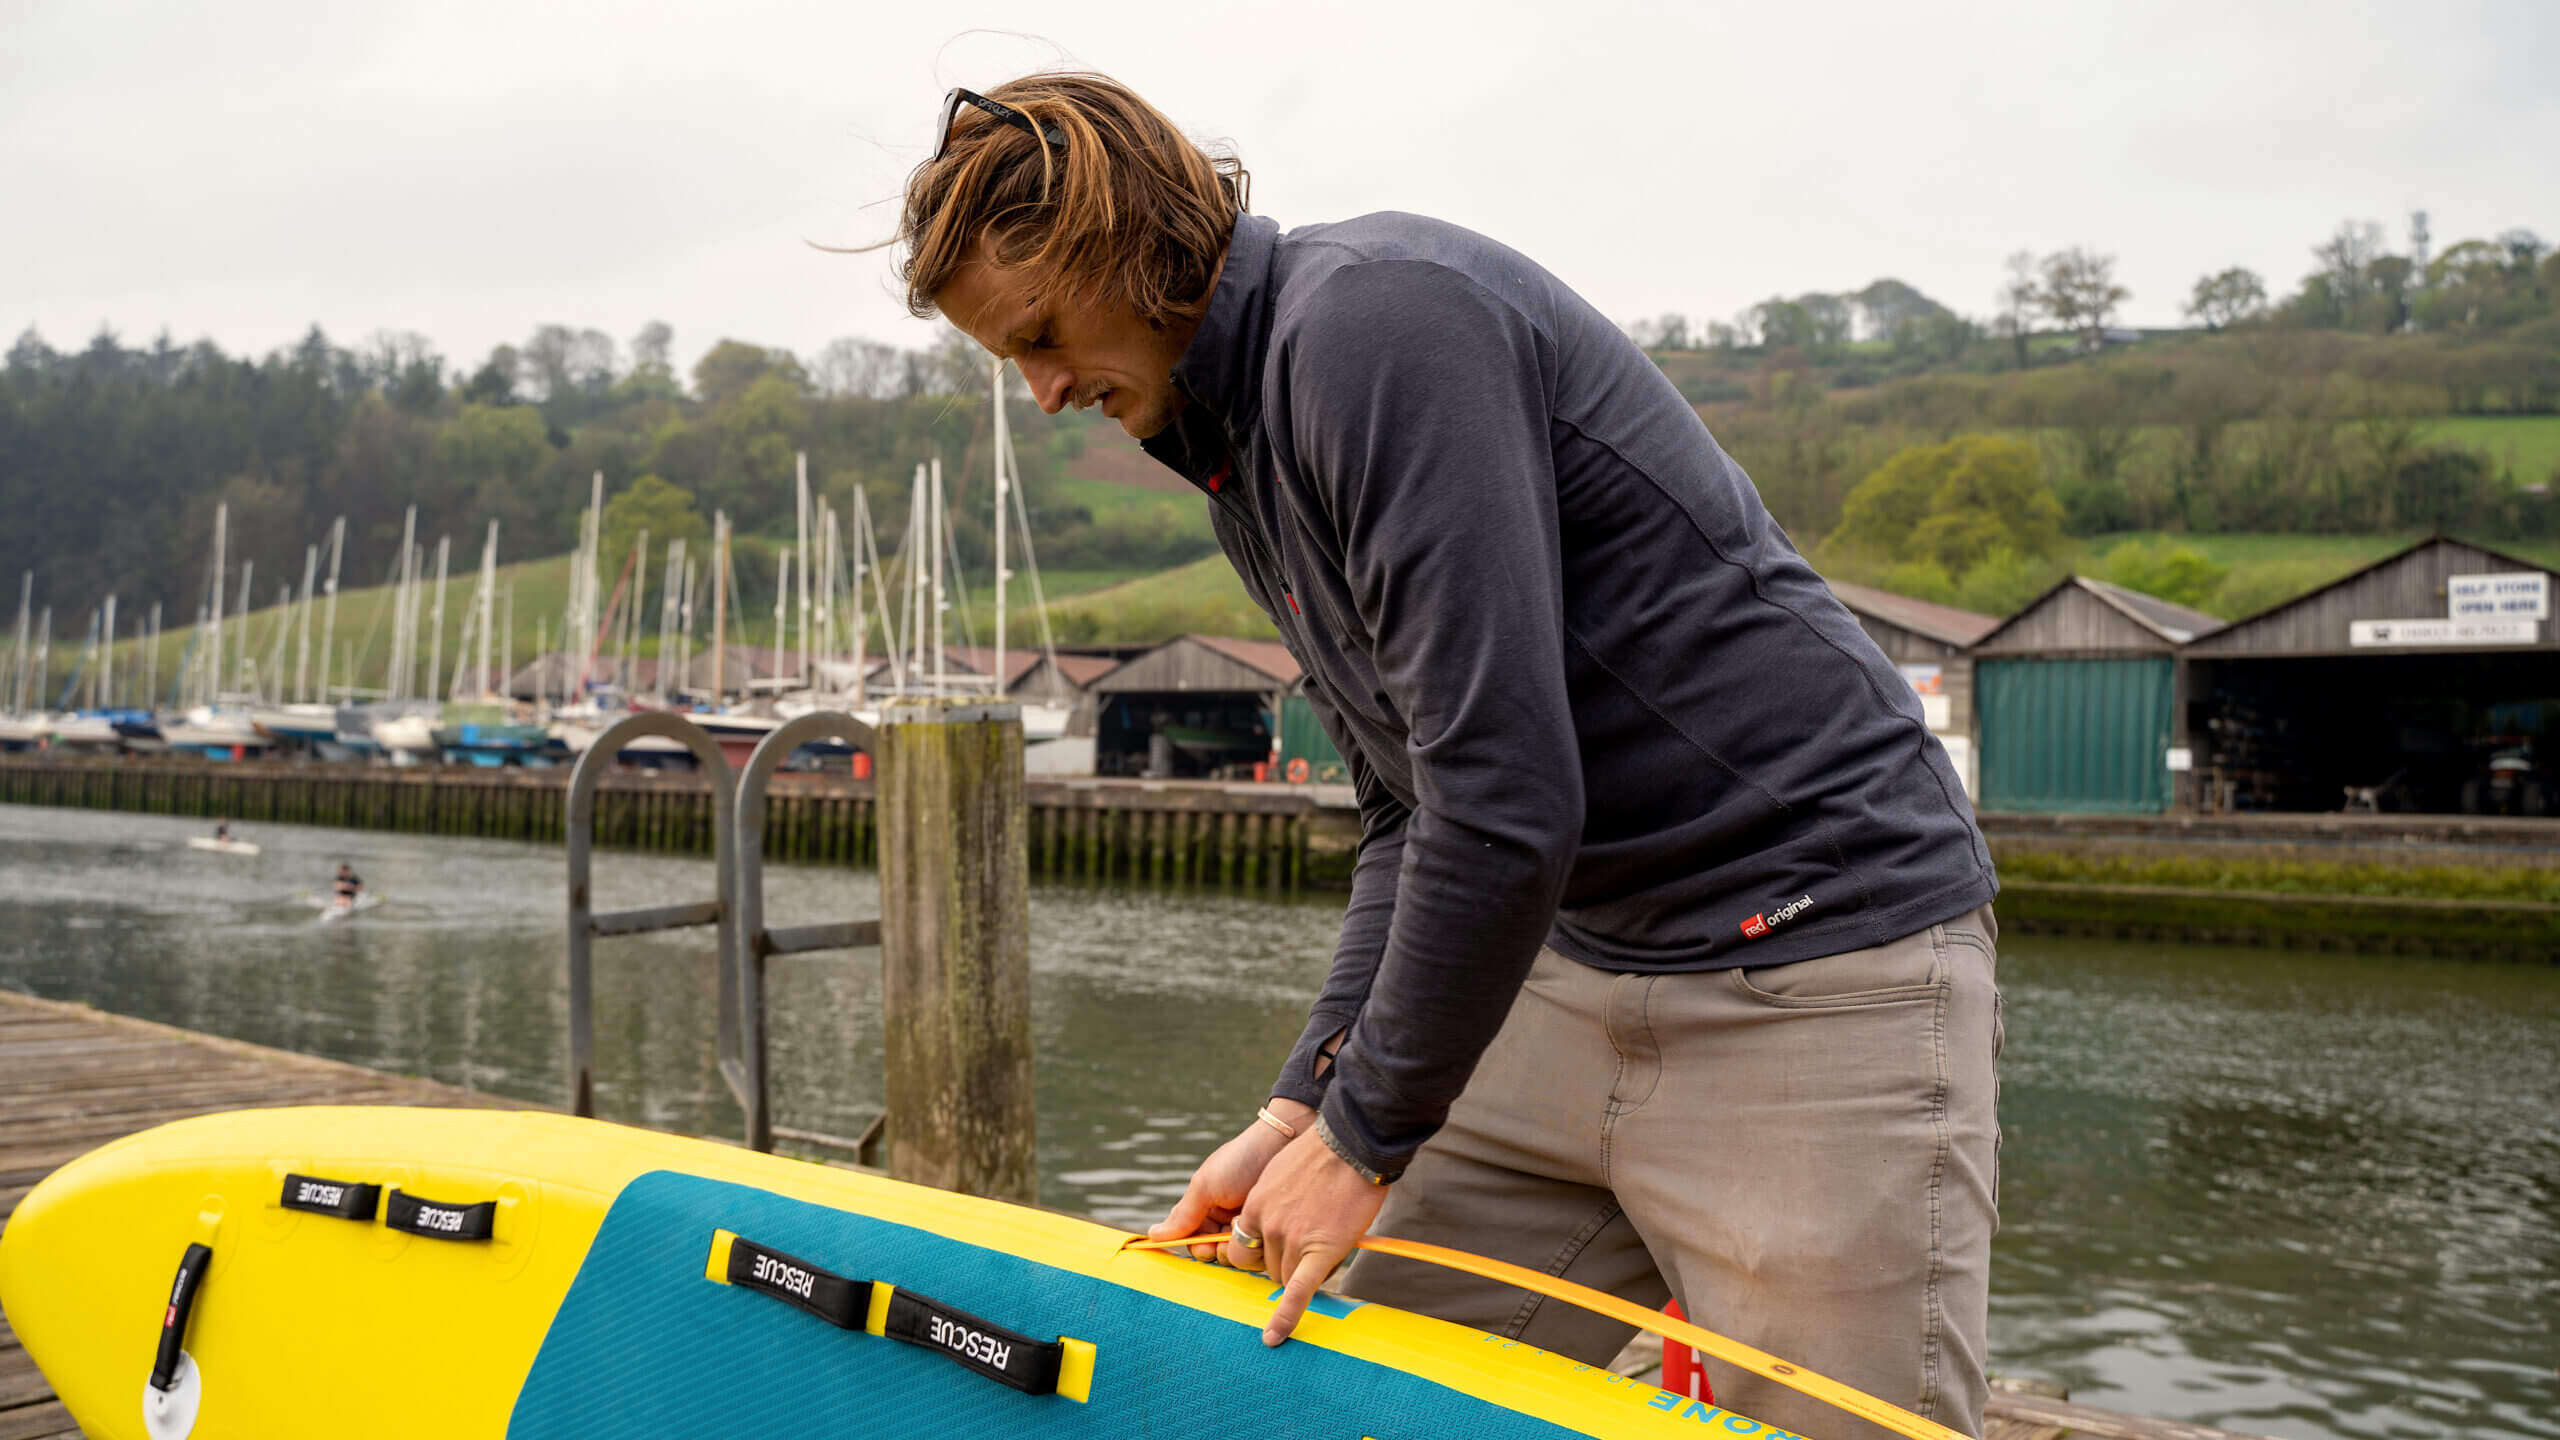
[1630,211,2558,392]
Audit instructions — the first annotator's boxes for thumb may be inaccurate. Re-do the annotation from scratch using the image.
[1150,1180,1209,1241]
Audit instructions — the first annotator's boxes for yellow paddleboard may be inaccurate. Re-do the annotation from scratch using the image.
[0,1107,1809,1438]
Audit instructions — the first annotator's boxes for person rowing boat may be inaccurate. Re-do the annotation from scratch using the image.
[331,862,364,911]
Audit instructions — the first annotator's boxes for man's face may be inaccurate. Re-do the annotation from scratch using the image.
[937,241,1194,439]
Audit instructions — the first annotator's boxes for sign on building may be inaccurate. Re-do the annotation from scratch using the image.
[2447,572,2550,620]
[2349,617,2539,647]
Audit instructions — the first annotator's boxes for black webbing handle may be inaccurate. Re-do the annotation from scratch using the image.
[725,1234,869,1329]
[384,1188,497,1241]
[881,1286,1065,1397]
[280,1172,382,1221]
[149,1242,211,1392]
[709,1230,1073,1397]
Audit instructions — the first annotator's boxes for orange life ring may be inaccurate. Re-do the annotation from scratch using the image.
[1285,757,1311,784]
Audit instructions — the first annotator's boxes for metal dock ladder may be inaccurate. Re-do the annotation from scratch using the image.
[563,708,881,1155]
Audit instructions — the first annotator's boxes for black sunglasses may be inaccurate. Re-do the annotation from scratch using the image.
[933,87,1066,162]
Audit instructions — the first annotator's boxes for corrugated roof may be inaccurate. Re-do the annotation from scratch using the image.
[2077,577,2224,643]
[1042,653,1123,687]
[1185,633,1303,684]
[1823,579,2001,647]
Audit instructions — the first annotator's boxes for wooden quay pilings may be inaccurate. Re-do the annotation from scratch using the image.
[0,756,1360,890]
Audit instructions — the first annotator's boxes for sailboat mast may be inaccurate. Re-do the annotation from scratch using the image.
[849,492,870,708]
[426,537,450,705]
[392,506,417,701]
[795,451,812,687]
[99,597,118,707]
[657,539,684,702]
[679,557,697,701]
[930,457,947,689]
[208,504,228,709]
[294,543,318,702]
[711,512,729,706]
[476,521,498,700]
[503,582,515,704]
[318,517,345,702]
[623,530,647,697]
[233,560,252,700]
[575,472,604,699]
[78,610,98,710]
[31,610,49,714]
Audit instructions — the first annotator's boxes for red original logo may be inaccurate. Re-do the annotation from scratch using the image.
[1738,894,1814,941]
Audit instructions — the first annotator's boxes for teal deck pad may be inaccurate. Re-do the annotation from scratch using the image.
[509,1171,1585,1439]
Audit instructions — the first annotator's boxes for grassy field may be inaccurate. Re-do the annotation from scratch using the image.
[2435,414,2560,483]
[1045,555,1273,645]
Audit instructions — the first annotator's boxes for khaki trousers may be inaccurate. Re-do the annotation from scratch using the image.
[1341,906,2001,1440]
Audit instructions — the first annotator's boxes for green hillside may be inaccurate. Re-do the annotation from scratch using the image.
[1047,556,1273,645]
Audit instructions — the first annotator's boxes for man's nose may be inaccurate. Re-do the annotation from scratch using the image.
[1016,355,1072,414]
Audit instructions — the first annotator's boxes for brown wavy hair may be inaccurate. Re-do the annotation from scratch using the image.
[894,73,1248,330]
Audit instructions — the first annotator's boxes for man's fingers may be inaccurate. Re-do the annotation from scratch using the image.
[1221,1207,1269,1274]
[1262,1248,1339,1347]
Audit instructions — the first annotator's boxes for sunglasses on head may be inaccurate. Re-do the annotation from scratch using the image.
[933,87,1067,162]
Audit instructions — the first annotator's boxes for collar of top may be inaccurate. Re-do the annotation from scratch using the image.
[1143,212,1281,490]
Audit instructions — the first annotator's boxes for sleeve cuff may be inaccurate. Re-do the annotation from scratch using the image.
[1313,1113,1397,1187]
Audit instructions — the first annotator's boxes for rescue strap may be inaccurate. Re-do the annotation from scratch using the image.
[149,1242,212,1394]
[277,1172,493,1241]
[384,1188,497,1241]
[704,1229,1096,1403]
[1120,1231,1967,1440]
[280,1172,382,1221]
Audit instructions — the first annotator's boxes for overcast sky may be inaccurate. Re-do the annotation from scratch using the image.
[6,0,2554,378]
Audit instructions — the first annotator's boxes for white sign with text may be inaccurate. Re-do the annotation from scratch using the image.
[2349,617,2538,647]
[2447,572,2549,620]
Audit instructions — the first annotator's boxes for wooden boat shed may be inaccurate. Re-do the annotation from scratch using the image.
[1966,577,2223,814]
[2175,536,2560,814]
[1089,634,1301,778]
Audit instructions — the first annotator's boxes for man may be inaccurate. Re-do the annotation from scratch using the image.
[332,862,362,909]
[899,74,2001,1440]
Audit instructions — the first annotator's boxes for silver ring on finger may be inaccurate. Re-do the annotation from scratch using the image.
[1231,1227,1262,1250]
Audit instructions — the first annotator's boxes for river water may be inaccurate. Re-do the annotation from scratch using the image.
[0,804,2551,1440]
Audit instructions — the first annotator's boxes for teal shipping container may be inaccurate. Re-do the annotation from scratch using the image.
[1977,657,2173,813]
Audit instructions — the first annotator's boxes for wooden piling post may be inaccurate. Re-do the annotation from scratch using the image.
[876,698,1036,1204]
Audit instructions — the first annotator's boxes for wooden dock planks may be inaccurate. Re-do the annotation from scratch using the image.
[0,989,538,1437]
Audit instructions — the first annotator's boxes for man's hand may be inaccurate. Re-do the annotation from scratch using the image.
[1149,1098,1317,1262]
[1228,1127,1389,1347]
